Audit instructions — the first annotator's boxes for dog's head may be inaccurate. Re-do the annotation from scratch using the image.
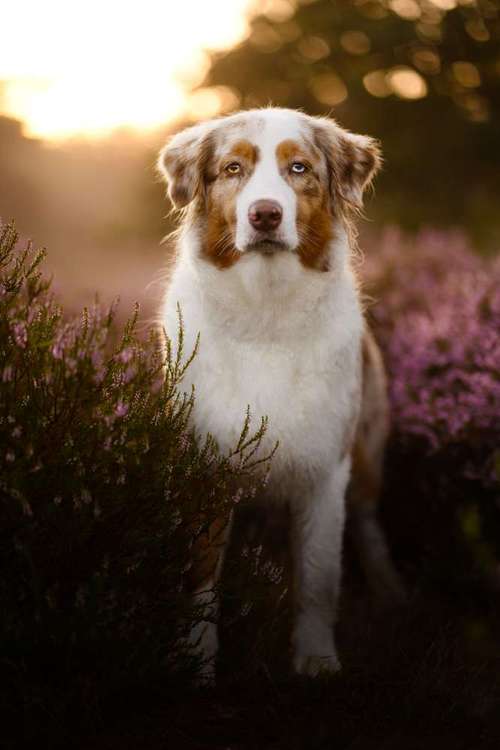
[158,108,381,270]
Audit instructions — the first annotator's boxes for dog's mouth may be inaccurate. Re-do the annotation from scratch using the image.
[246,238,289,255]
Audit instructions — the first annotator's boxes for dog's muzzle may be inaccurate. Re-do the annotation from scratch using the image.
[248,200,283,232]
[246,238,288,255]
[245,200,288,254]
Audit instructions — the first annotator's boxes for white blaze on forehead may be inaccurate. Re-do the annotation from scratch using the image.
[229,110,305,252]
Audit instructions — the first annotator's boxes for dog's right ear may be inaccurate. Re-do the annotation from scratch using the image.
[157,121,214,209]
[312,116,382,212]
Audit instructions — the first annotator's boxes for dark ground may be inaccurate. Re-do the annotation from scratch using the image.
[75,507,500,750]
[5,435,499,750]
[77,593,500,750]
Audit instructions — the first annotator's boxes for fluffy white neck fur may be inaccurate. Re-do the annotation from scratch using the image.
[174,220,358,347]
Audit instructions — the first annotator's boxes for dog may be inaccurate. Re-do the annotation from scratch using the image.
[157,107,404,680]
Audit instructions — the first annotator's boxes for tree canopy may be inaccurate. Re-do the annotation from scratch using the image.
[205,0,500,248]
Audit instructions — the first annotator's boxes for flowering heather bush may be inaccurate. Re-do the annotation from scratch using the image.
[2,218,499,745]
[365,228,499,469]
[0,221,273,742]
[363,228,500,575]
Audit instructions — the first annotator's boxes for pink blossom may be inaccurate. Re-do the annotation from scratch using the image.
[123,365,135,384]
[118,347,134,364]
[12,322,27,348]
[115,401,128,417]
[365,227,500,487]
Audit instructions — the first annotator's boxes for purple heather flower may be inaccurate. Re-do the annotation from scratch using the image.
[123,365,136,384]
[51,341,65,359]
[118,347,134,364]
[12,322,27,348]
[51,325,77,359]
[363,227,500,486]
[115,401,128,417]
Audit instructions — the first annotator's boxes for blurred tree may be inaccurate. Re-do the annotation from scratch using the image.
[203,0,500,248]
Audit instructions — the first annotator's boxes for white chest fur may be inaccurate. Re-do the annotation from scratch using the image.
[162,232,363,499]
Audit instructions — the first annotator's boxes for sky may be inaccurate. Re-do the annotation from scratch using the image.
[0,0,257,139]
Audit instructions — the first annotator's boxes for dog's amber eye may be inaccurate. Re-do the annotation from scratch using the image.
[225,162,241,175]
[290,162,307,174]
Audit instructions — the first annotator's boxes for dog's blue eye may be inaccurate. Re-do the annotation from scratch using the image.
[291,162,307,174]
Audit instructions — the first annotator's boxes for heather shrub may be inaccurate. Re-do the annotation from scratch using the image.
[2,217,499,747]
[363,228,500,583]
[0,222,273,744]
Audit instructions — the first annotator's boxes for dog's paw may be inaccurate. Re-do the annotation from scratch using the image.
[293,651,341,678]
[182,620,218,687]
[192,660,216,688]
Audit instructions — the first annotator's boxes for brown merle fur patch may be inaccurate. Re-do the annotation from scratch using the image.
[198,138,259,269]
[184,515,229,593]
[348,329,389,511]
[276,138,332,272]
[312,122,381,212]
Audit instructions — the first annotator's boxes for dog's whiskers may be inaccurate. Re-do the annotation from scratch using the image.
[214,233,236,257]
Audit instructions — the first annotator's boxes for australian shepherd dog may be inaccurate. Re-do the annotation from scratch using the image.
[157,107,404,681]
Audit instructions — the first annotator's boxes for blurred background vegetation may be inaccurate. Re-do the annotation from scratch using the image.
[1,0,499,320]
[207,0,500,247]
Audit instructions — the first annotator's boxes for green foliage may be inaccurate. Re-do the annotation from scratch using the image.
[0,221,272,745]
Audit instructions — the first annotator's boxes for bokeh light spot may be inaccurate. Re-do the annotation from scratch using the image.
[452,62,481,88]
[340,31,371,55]
[416,22,443,42]
[185,86,241,121]
[465,19,490,42]
[388,0,421,21]
[309,73,348,106]
[250,21,284,52]
[386,66,428,99]
[412,49,441,75]
[363,70,392,97]
[355,0,388,19]
[297,35,331,61]
[429,0,457,10]
[260,0,297,23]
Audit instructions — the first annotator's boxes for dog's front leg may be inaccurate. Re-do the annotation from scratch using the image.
[290,460,350,677]
[184,511,233,683]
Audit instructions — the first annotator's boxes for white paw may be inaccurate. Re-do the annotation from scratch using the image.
[292,615,340,677]
[293,651,341,677]
[192,661,216,687]
[185,619,218,686]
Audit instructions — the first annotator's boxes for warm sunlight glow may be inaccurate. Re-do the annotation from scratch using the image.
[0,0,254,140]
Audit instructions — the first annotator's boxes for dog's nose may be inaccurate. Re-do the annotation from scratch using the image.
[248,200,283,231]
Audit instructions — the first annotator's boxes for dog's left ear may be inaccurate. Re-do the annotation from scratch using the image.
[157,121,214,209]
[313,118,382,210]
